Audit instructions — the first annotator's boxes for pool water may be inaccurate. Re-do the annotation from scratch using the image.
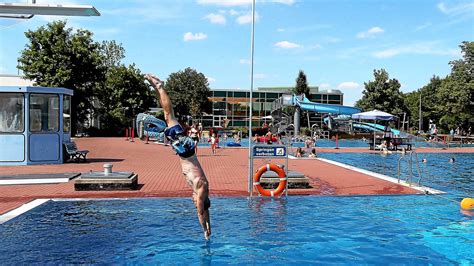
[199,138,473,149]
[319,152,474,195]
[1,195,473,264]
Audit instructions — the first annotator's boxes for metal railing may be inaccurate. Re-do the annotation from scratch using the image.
[397,150,423,185]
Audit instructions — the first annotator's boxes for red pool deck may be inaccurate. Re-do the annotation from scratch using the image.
[1,137,469,215]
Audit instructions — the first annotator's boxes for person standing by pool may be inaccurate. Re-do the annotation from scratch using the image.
[189,124,199,155]
[145,74,211,240]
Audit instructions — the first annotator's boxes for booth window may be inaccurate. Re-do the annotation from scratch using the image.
[0,93,24,133]
[29,94,59,132]
[63,95,71,132]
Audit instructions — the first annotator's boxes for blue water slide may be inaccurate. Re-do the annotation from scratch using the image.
[352,121,401,135]
[293,95,361,115]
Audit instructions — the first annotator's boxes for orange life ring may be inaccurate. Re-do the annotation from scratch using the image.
[253,164,287,197]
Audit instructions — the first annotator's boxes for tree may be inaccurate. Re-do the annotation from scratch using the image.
[436,41,473,131]
[95,64,155,135]
[355,69,407,115]
[18,21,105,134]
[99,40,125,70]
[293,70,310,97]
[165,67,211,121]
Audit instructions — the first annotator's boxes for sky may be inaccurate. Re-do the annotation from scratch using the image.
[0,0,473,106]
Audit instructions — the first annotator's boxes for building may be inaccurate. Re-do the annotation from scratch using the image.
[203,86,344,128]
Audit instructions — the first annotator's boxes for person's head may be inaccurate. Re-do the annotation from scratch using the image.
[422,158,427,163]
[449,157,455,163]
[311,148,316,154]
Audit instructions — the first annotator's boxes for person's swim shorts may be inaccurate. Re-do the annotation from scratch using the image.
[164,124,196,158]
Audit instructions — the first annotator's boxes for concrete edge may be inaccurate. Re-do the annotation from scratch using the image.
[0,178,70,185]
[316,157,446,195]
[0,199,50,224]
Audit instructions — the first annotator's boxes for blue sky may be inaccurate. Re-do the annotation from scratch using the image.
[1,0,473,106]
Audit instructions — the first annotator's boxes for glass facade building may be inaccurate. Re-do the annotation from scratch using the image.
[203,86,344,128]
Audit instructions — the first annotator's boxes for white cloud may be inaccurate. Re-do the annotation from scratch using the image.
[277,28,285,32]
[337,82,360,89]
[197,0,252,6]
[206,76,216,82]
[323,36,341,43]
[239,59,251,64]
[203,13,226,24]
[414,22,431,31]
[357,26,384,39]
[319,83,331,89]
[183,32,208,41]
[197,0,295,6]
[372,42,460,58]
[0,65,8,74]
[274,41,301,49]
[236,12,259,24]
[309,44,322,50]
[254,73,267,79]
[437,2,474,16]
[229,9,240,16]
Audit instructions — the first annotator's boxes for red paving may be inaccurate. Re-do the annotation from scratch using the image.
[1,137,470,215]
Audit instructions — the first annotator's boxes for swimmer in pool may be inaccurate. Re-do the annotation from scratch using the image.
[145,74,211,240]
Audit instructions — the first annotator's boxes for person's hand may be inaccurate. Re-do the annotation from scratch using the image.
[145,74,164,89]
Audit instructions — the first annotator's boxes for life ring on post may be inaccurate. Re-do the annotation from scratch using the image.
[253,164,287,197]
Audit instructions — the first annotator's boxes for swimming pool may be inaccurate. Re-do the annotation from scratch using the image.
[319,152,474,195]
[1,154,472,264]
[1,195,472,264]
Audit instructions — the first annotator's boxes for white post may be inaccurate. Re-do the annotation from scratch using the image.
[248,0,256,194]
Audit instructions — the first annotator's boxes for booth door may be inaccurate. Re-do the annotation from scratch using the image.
[28,93,61,162]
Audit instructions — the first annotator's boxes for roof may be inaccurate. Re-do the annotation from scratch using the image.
[0,86,74,95]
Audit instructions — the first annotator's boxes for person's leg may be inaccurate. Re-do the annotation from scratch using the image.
[156,87,179,128]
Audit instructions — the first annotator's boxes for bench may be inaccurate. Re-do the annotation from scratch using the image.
[391,138,412,151]
[64,142,89,162]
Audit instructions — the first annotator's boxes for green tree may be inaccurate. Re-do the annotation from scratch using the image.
[436,41,473,131]
[18,21,105,134]
[355,69,407,115]
[165,67,211,121]
[95,64,155,135]
[100,40,125,70]
[292,70,310,97]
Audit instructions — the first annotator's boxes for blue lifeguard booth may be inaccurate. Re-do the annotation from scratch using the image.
[0,86,73,165]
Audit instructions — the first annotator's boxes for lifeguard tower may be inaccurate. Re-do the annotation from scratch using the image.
[0,86,73,165]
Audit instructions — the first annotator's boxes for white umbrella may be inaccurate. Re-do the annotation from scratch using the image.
[351,110,395,121]
[351,110,395,149]
[260,115,273,120]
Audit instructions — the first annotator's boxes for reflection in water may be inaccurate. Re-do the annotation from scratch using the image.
[248,197,288,236]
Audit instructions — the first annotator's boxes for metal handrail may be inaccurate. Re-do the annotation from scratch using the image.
[397,151,423,185]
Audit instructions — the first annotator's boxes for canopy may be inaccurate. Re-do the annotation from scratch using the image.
[351,110,395,121]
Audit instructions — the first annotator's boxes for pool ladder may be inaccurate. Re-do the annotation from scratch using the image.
[397,151,423,186]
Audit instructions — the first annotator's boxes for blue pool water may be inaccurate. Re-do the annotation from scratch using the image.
[199,138,473,149]
[1,154,473,264]
[319,152,474,195]
[1,196,473,264]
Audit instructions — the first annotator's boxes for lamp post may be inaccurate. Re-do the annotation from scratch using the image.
[247,0,256,194]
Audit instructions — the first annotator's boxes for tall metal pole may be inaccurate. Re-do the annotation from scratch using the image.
[248,0,256,194]
[418,92,422,133]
